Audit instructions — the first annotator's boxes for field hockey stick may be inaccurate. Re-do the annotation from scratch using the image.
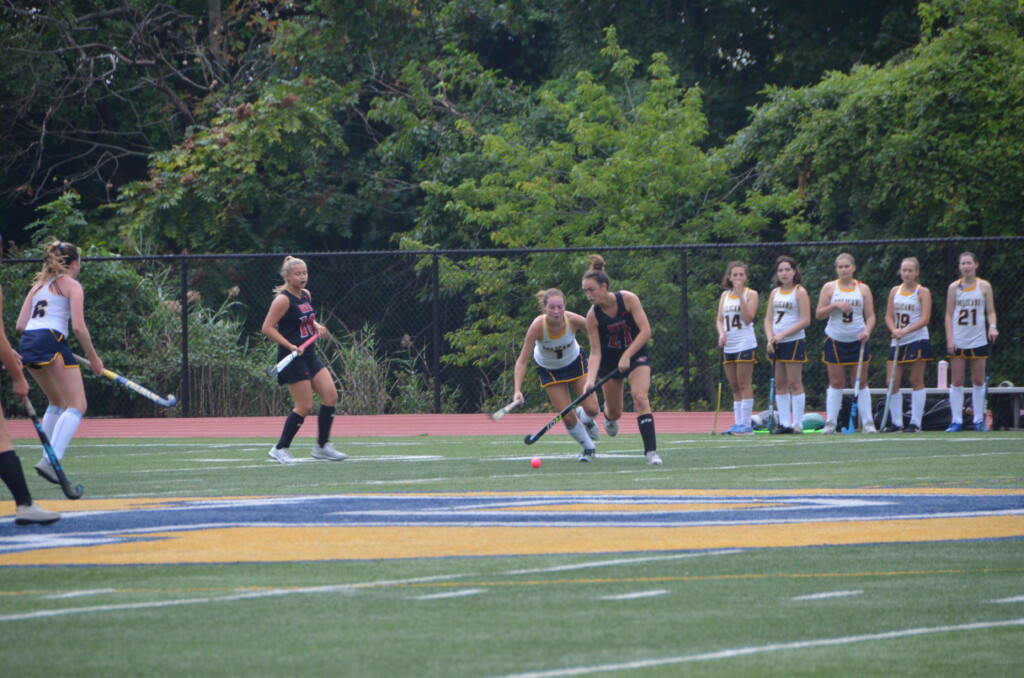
[23,397,83,499]
[491,397,524,421]
[74,354,177,407]
[880,337,900,431]
[266,334,317,377]
[711,350,724,435]
[979,342,992,431]
[766,347,777,433]
[524,369,622,445]
[842,341,867,434]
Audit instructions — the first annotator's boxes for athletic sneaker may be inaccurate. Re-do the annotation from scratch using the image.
[882,424,902,434]
[722,424,740,435]
[14,502,60,526]
[578,449,595,462]
[576,407,599,441]
[822,421,837,435]
[604,417,619,437]
[945,422,963,432]
[863,421,878,434]
[729,425,754,436]
[35,458,59,485]
[268,446,297,464]
[973,420,987,432]
[644,451,663,466]
[311,442,348,461]
[901,424,921,433]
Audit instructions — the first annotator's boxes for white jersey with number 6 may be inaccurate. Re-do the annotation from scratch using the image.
[24,277,71,334]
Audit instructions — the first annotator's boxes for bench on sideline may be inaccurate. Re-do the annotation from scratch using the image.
[840,386,1024,429]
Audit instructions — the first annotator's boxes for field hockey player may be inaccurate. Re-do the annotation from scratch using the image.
[262,256,347,464]
[582,255,661,466]
[816,252,877,434]
[763,255,811,434]
[15,241,103,484]
[513,288,600,461]
[882,257,933,433]
[943,251,998,432]
[717,261,759,436]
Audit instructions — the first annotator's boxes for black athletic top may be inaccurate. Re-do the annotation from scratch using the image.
[275,290,316,358]
[593,291,644,356]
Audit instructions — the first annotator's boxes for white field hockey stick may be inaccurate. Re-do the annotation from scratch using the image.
[491,397,524,421]
[842,341,867,434]
[74,354,177,407]
[24,397,83,499]
[880,337,900,431]
[266,334,317,377]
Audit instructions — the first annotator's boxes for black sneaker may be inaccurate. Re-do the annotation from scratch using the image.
[882,424,902,433]
[578,449,595,462]
[901,424,921,433]
[771,426,794,434]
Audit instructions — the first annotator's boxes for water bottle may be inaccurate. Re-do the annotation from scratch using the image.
[937,360,949,389]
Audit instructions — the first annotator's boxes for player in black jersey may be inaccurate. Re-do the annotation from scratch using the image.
[581,255,661,466]
[261,256,347,464]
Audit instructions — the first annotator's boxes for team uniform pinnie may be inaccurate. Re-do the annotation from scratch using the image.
[717,261,759,435]
[261,256,348,464]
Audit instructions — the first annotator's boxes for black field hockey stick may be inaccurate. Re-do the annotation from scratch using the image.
[266,334,317,377]
[842,340,868,435]
[74,354,177,407]
[524,369,623,445]
[711,350,723,435]
[23,398,83,499]
[880,337,900,431]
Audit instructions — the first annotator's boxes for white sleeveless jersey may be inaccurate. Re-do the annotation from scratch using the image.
[722,290,757,353]
[824,280,867,342]
[533,316,581,369]
[771,287,805,341]
[890,285,928,345]
[24,277,71,334]
[950,280,988,349]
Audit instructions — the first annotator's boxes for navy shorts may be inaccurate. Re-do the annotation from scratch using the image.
[536,353,588,388]
[822,338,870,366]
[723,348,756,364]
[277,348,327,385]
[769,339,807,363]
[597,347,651,379]
[888,339,933,363]
[19,329,78,369]
[948,344,989,359]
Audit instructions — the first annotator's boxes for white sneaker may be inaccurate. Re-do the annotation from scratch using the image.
[604,417,619,437]
[35,458,60,484]
[268,446,296,464]
[311,442,348,461]
[576,407,599,441]
[862,420,878,434]
[822,421,837,435]
[644,451,663,466]
[15,502,60,525]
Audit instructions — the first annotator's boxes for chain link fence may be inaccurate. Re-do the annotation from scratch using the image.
[2,237,1020,419]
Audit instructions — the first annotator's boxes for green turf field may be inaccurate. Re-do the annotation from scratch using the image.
[2,430,1022,677]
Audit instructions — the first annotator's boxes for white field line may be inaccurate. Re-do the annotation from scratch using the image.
[992,595,1024,603]
[599,590,669,601]
[484,618,1024,678]
[505,550,743,576]
[42,589,118,600]
[792,590,863,601]
[411,588,487,600]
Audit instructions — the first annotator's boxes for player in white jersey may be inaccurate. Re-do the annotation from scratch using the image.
[764,256,810,434]
[815,252,877,434]
[943,252,998,431]
[717,261,759,435]
[16,241,103,485]
[514,288,600,460]
[882,258,933,432]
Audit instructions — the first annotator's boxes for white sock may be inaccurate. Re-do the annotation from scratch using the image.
[826,387,842,424]
[43,405,65,439]
[948,386,963,424]
[971,385,986,423]
[911,389,926,427]
[889,393,904,427]
[776,394,792,427]
[576,408,594,426]
[741,399,754,428]
[733,401,743,427]
[564,421,594,449]
[792,393,806,430]
[858,388,873,426]
[50,408,83,460]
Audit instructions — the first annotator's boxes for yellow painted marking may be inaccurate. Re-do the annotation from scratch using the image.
[2,516,1022,566]
[494,503,780,512]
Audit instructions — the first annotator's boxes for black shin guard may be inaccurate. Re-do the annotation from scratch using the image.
[0,450,32,506]
[317,405,335,447]
[276,412,305,449]
[637,414,657,452]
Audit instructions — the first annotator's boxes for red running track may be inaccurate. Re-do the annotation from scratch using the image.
[4,412,722,439]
